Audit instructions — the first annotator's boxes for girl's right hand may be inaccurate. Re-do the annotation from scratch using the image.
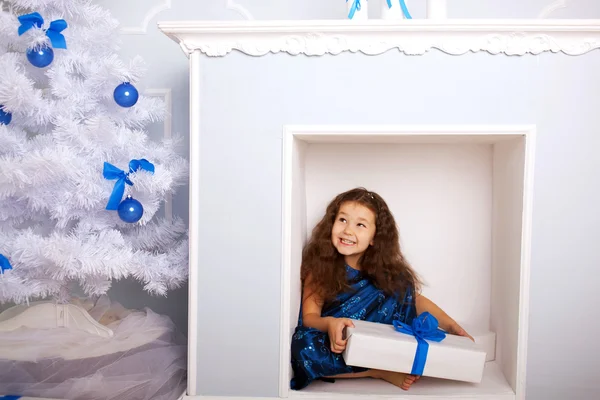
[327,317,355,353]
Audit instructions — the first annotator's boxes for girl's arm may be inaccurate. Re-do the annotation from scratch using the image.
[415,294,473,340]
[301,277,332,332]
[302,275,354,353]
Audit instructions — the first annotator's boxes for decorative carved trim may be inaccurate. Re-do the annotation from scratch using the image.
[157,19,600,58]
[226,0,254,20]
[121,0,172,35]
[538,1,568,19]
[145,88,173,222]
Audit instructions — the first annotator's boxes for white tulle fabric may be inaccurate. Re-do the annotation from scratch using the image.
[0,296,187,400]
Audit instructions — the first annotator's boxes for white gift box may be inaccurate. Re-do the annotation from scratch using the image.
[346,0,368,20]
[381,1,406,20]
[342,319,487,383]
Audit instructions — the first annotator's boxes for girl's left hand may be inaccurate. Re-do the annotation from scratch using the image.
[448,323,474,342]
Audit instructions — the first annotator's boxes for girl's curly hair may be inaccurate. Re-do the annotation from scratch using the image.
[301,187,422,304]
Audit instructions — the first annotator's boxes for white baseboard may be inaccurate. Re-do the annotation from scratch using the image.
[182,397,275,400]
[182,395,514,400]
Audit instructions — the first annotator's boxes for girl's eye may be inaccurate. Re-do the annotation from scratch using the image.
[339,218,346,223]
[358,223,366,228]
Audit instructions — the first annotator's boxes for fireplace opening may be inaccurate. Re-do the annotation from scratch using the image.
[280,125,535,399]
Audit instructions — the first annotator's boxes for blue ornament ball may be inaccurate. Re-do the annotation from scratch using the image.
[27,46,54,68]
[117,195,144,223]
[113,82,139,108]
[0,106,11,125]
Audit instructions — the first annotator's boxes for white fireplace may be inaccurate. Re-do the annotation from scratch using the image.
[158,18,600,400]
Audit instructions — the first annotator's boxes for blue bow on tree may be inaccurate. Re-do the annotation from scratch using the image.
[386,0,413,19]
[346,0,363,19]
[18,12,68,49]
[103,159,155,210]
[0,254,13,274]
[393,311,446,375]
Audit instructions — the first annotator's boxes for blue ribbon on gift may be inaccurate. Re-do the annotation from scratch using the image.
[18,12,68,49]
[346,0,362,19]
[0,395,21,399]
[386,0,413,19]
[0,254,12,274]
[393,311,446,375]
[103,159,154,210]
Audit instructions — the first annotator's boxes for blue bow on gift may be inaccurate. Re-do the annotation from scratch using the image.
[393,311,446,375]
[0,254,12,274]
[103,159,155,210]
[0,395,21,399]
[18,12,68,49]
[346,0,363,19]
[386,0,413,19]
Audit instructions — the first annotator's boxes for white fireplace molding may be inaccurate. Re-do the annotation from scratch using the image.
[157,19,600,57]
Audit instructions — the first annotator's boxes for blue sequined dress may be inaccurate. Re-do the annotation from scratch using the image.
[290,265,417,390]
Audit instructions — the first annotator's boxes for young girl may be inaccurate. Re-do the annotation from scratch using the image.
[290,187,473,391]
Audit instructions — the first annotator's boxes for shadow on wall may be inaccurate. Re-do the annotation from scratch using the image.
[107,278,189,337]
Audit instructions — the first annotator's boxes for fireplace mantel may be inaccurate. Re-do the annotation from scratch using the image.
[157,19,600,58]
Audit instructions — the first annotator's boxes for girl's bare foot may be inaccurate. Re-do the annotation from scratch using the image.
[372,369,419,390]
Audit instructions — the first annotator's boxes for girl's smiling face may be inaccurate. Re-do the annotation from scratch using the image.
[331,201,376,268]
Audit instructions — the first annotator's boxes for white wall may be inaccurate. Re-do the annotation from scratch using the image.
[305,143,493,329]
[98,1,600,399]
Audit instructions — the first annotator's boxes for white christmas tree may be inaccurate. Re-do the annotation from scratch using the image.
[0,0,189,304]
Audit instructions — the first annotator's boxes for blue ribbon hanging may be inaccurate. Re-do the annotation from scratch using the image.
[0,254,12,274]
[386,0,412,19]
[18,12,68,49]
[103,159,155,210]
[346,0,362,19]
[393,311,446,376]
